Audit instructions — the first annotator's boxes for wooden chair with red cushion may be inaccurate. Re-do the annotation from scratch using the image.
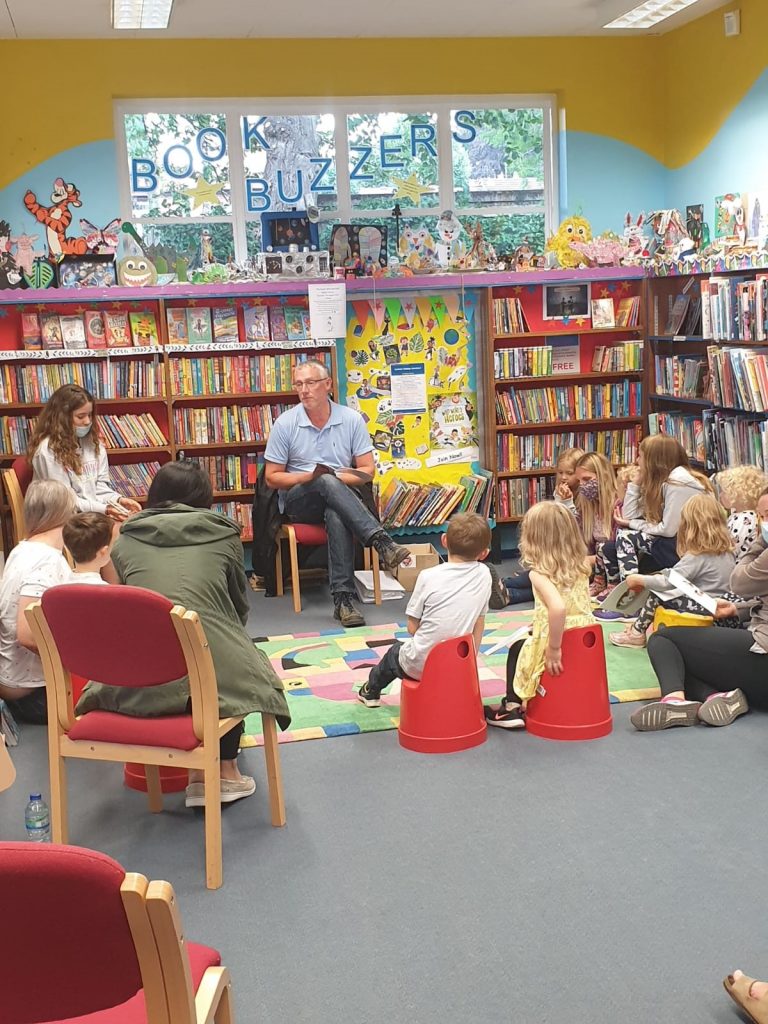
[275,522,382,613]
[2,455,33,546]
[0,842,232,1024]
[25,584,285,891]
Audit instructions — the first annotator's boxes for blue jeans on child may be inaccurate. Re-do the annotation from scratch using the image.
[367,641,405,696]
[501,570,534,604]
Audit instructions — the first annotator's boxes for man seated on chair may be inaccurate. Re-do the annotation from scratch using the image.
[357,512,492,707]
[264,359,410,627]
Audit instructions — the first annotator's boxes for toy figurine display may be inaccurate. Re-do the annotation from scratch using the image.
[399,225,440,273]
[434,210,465,268]
[544,215,593,268]
[464,220,497,271]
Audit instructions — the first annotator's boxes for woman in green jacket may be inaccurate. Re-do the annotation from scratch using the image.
[77,461,290,807]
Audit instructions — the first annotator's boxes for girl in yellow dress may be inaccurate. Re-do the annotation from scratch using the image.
[485,501,595,729]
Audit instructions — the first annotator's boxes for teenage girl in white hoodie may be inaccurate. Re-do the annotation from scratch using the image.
[595,434,710,592]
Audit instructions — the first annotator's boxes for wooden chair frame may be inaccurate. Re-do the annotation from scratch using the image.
[275,524,382,613]
[0,735,15,792]
[122,872,234,1024]
[26,601,285,891]
[2,466,26,546]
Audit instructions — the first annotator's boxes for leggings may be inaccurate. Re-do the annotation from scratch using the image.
[646,626,768,705]
[598,531,678,583]
[504,638,527,703]
[633,591,741,635]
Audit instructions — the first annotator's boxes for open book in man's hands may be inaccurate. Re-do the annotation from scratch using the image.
[314,464,371,481]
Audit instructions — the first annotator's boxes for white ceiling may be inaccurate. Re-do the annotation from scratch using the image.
[0,0,727,38]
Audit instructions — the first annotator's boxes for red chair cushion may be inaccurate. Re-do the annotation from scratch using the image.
[188,941,222,987]
[12,456,33,494]
[68,711,201,751]
[43,991,147,1024]
[288,523,328,546]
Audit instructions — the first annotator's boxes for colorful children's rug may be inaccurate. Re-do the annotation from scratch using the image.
[242,611,660,746]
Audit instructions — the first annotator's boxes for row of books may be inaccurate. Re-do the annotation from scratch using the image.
[168,352,331,397]
[172,403,291,446]
[647,412,706,465]
[493,340,644,380]
[654,356,709,399]
[707,346,768,412]
[491,297,530,335]
[377,470,494,528]
[109,461,162,498]
[0,359,164,405]
[662,294,702,336]
[21,309,161,351]
[98,413,168,450]
[496,428,641,472]
[211,501,253,541]
[593,296,642,329]
[493,345,553,379]
[182,454,258,492]
[702,274,768,341]
[592,341,644,372]
[168,303,316,345]
[497,475,556,519]
[703,409,768,472]
[0,416,34,456]
[495,382,641,425]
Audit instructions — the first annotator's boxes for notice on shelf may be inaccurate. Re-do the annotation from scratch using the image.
[308,282,347,339]
[551,335,580,375]
[390,362,427,414]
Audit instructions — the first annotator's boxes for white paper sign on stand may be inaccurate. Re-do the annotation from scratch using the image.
[308,282,347,339]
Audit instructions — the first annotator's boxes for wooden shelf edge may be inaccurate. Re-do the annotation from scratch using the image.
[495,416,643,432]
[493,326,643,340]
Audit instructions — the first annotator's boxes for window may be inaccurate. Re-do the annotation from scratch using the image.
[116,97,556,264]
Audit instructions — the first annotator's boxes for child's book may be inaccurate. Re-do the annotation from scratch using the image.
[60,314,87,349]
[598,579,652,617]
[166,307,188,344]
[590,298,616,329]
[242,303,270,342]
[129,311,160,347]
[269,307,288,342]
[300,309,313,339]
[20,312,42,350]
[104,310,132,348]
[284,306,307,342]
[84,310,107,349]
[647,569,719,615]
[40,313,63,350]
[664,294,691,335]
[212,305,239,343]
[186,307,213,345]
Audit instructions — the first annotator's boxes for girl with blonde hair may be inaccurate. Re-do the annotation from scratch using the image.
[485,501,595,729]
[715,465,768,561]
[596,434,711,602]
[610,493,738,651]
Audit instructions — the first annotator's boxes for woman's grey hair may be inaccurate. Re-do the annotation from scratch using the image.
[24,480,76,536]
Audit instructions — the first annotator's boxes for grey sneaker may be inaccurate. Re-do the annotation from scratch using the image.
[630,699,701,732]
[185,775,256,808]
[372,532,411,571]
[333,592,366,627]
[697,689,748,727]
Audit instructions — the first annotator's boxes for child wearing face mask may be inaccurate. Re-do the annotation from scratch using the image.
[555,452,618,597]
[28,384,141,520]
[714,465,768,562]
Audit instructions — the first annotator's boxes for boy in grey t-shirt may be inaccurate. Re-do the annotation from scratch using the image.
[357,513,492,707]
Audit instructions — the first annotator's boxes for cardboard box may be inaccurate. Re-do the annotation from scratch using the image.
[392,543,441,591]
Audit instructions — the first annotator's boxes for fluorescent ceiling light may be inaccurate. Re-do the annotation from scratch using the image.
[112,0,174,29]
[603,0,701,29]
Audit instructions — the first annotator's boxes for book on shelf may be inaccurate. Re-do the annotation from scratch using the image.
[653,355,709,399]
[702,408,768,472]
[211,501,254,541]
[648,411,705,464]
[590,298,615,329]
[0,415,36,456]
[491,296,530,335]
[97,413,167,449]
[495,383,642,425]
[497,474,555,519]
[242,303,270,342]
[21,313,42,351]
[0,356,164,405]
[184,453,259,491]
[40,313,63,350]
[377,472,493,528]
[284,307,307,342]
[615,296,641,328]
[494,345,552,379]
[110,461,161,498]
[663,294,691,336]
[104,311,132,348]
[166,307,188,343]
[173,402,291,445]
[167,350,330,397]
[269,308,288,342]
[707,345,768,412]
[186,307,213,345]
[59,315,87,349]
[496,429,640,473]
[84,310,107,349]
[129,311,160,347]
[212,306,239,344]
[591,341,644,372]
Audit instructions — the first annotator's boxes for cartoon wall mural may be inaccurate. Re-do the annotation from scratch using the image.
[23,178,88,257]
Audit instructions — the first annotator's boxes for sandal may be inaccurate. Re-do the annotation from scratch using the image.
[724,972,768,1024]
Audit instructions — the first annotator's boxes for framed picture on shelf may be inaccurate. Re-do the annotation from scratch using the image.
[260,213,319,252]
[57,255,117,290]
[543,283,591,321]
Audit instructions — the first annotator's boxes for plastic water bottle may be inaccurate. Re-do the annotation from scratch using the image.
[25,793,50,842]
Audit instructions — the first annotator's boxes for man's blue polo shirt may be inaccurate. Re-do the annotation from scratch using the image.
[264,400,373,510]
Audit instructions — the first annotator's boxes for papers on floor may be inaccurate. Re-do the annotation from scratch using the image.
[484,624,531,657]
[353,570,406,603]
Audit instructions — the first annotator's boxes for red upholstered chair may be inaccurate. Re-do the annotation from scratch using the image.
[2,455,33,546]
[275,522,382,613]
[398,635,487,753]
[525,624,612,741]
[0,842,232,1024]
[25,584,286,891]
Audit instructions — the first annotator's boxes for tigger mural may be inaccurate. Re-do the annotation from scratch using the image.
[23,178,88,257]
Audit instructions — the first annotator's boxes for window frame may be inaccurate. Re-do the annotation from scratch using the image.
[114,95,558,264]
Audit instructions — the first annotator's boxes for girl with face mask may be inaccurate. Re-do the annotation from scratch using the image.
[554,452,618,597]
[28,384,141,521]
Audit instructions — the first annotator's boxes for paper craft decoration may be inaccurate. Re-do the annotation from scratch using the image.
[10,231,43,276]
[117,255,157,287]
[23,178,88,257]
[715,194,744,239]
[329,224,387,270]
[261,213,319,252]
[434,210,465,268]
[545,216,593,268]
[23,256,56,290]
[80,218,121,255]
[58,256,116,289]
[685,205,706,251]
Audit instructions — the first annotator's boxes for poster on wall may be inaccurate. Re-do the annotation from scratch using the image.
[343,292,479,488]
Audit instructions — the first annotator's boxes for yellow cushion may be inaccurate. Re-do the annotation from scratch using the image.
[652,607,714,631]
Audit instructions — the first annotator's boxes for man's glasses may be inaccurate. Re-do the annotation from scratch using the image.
[293,378,329,391]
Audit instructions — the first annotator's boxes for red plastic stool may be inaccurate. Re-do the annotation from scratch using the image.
[398,635,487,753]
[124,763,189,793]
[525,625,612,741]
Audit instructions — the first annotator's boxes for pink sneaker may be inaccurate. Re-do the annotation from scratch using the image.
[697,689,748,727]
[589,577,608,598]
[595,583,618,603]
[609,626,646,648]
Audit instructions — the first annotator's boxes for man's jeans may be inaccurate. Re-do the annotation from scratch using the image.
[283,475,381,597]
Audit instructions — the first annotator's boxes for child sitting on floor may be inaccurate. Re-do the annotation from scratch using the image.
[609,493,737,648]
[357,512,492,707]
[714,465,768,562]
[555,452,618,597]
[486,501,594,729]
[62,512,114,585]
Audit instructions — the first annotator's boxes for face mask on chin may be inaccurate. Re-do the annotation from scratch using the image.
[579,478,599,502]
[761,522,768,546]
[74,424,91,439]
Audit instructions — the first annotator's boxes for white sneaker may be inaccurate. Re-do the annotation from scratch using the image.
[185,776,256,808]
